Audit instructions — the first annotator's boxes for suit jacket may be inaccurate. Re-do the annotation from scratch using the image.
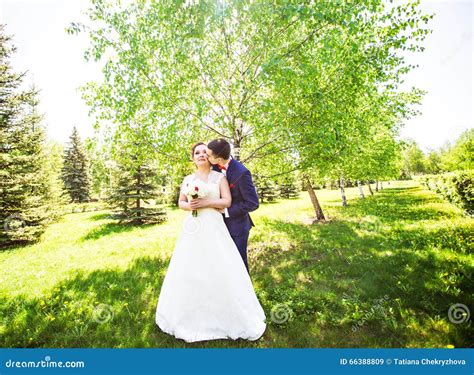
[212,158,259,236]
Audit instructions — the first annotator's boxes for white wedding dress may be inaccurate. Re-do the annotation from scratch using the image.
[155,170,266,343]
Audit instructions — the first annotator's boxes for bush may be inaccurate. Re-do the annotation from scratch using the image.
[419,170,473,215]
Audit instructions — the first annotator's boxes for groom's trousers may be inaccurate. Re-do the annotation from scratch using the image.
[230,234,249,275]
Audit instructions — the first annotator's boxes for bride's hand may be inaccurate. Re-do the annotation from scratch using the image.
[189,198,209,209]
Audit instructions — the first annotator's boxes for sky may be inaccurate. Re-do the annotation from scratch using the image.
[0,0,472,152]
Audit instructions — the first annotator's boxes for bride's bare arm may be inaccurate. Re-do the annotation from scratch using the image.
[215,176,232,208]
[189,176,231,210]
[178,193,192,211]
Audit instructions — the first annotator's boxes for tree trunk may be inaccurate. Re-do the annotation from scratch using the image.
[380,181,383,190]
[375,180,379,192]
[233,125,242,161]
[339,176,347,207]
[304,176,325,220]
[357,180,365,198]
[367,180,374,195]
[233,144,241,161]
[136,166,142,222]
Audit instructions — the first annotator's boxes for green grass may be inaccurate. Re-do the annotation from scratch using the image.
[1,180,472,348]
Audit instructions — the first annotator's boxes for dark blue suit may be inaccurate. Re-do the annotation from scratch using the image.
[213,158,259,274]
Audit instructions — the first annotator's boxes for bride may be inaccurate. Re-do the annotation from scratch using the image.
[155,142,266,343]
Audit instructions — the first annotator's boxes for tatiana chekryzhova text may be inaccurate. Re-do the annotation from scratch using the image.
[393,358,466,366]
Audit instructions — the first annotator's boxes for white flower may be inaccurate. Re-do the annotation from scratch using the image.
[182,179,209,200]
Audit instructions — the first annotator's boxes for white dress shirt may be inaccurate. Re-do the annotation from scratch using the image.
[220,158,232,218]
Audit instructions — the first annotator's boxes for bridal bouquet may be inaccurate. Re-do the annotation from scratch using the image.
[182,180,209,217]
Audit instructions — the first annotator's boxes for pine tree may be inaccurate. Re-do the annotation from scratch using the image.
[278,176,300,199]
[0,26,53,247]
[107,159,166,225]
[85,137,110,200]
[43,140,68,204]
[254,175,278,203]
[61,126,91,202]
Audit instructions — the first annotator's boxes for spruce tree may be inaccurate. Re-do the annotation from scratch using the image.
[254,175,278,203]
[0,26,52,247]
[278,176,300,199]
[107,158,166,225]
[61,126,91,202]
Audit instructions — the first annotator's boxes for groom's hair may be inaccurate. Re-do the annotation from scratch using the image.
[207,139,231,160]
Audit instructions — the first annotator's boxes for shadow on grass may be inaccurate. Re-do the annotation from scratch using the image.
[249,185,473,347]
[82,222,158,241]
[0,256,291,348]
[88,213,114,221]
[1,185,472,348]
[0,257,162,348]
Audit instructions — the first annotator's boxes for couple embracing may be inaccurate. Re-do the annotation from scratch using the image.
[155,139,266,343]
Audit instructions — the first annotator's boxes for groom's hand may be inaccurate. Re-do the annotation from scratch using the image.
[189,198,209,209]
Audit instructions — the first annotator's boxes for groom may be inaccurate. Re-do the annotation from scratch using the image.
[206,139,259,274]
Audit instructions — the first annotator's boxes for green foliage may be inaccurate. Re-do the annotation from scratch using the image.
[62,127,92,203]
[158,160,195,207]
[69,0,433,191]
[424,150,443,175]
[43,140,69,217]
[278,176,300,199]
[401,130,473,177]
[439,129,474,172]
[420,170,474,216]
[0,27,56,247]
[85,136,112,199]
[402,140,426,177]
[107,160,167,225]
[254,175,278,203]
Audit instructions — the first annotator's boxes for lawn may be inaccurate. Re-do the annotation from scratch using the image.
[0,180,472,348]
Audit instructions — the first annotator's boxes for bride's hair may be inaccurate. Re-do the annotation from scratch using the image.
[191,142,206,160]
